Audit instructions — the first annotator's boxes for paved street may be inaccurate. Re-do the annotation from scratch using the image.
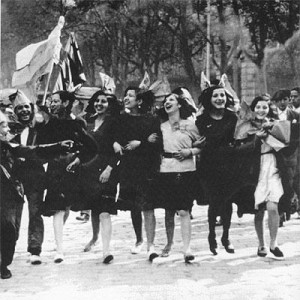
[1,203,300,300]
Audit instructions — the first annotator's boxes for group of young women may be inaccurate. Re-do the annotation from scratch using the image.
[1,80,298,279]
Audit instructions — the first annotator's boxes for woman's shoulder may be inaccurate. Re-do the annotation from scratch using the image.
[234,120,255,140]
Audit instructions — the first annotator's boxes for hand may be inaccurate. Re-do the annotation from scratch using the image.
[147,133,158,143]
[60,140,74,151]
[256,129,268,138]
[66,157,80,173]
[99,166,112,183]
[113,142,124,155]
[262,120,274,131]
[124,140,141,151]
[193,136,206,149]
[174,149,191,161]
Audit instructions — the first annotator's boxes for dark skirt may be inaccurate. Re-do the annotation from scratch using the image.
[150,171,197,211]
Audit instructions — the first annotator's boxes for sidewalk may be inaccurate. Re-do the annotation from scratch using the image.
[1,204,300,300]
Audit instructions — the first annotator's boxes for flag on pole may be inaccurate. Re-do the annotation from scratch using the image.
[52,32,86,93]
[12,16,64,98]
[139,71,151,90]
[149,75,171,98]
[99,72,116,94]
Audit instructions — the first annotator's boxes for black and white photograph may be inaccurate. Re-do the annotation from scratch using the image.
[1,0,300,299]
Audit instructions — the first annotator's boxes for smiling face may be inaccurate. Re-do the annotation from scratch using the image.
[211,88,226,110]
[15,103,33,124]
[164,94,180,115]
[124,89,139,111]
[50,94,63,114]
[254,100,270,120]
[94,94,109,115]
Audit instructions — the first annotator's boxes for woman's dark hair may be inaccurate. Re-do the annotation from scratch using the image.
[157,93,196,121]
[198,86,234,111]
[123,86,154,114]
[271,89,290,102]
[85,90,121,117]
[250,95,277,119]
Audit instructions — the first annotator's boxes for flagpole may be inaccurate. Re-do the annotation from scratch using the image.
[206,0,211,79]
[42,60,54,105]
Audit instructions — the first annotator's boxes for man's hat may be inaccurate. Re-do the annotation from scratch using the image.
[10,90,32,110]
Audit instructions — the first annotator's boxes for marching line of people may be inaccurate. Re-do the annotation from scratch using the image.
[1,83,299,280]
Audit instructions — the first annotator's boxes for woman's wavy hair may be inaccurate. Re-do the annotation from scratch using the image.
[198,85,234,111]
[157,93,196,121]
[250,95,277,119]
[85,90,121,117]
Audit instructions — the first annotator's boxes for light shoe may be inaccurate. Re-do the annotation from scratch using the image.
[54,253,64,263]
[131,241,144,254]
[30,255,42,265]
[147,246,159,262]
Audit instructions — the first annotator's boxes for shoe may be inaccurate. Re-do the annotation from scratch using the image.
[1,266,12,279]
[257,246,267,257]
[76,214,89,222]
[221,238,235,254]
[269,247,284,260]
[161,248,171,257]
[147,246,159,262]
[84,240,98,252]
[184,253,195,263]
[30,255,42,265]
[131,241,144,254]
[208,236,218,255]
[54,253,64,263]
[103,254,114,264]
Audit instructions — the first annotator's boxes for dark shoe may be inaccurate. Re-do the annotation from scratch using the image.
[184,254,195,263]
[147,246,159,262]
[257,246,267,257]
[103,254,114,264]
[221,238,235,254]
[30,255,42,265]
[208,237,218,255]
[76,213,89,222]
[269,247,284,260]
[1,266,12,279]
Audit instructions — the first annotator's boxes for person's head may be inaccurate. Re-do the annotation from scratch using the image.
[172,87,197,112]
[12,91,34,125]
[272,89,290,111]
[261,93,271,103]
[50,91,75,115]
[158,93,196,121]
[86,90,120,117]
[123,86,141,112]
[290,87,300,109]
[250,96,275,121]
[198,86,234,111]
[0,110,9,141]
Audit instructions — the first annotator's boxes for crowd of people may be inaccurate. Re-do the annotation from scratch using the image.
[0,82,299,280]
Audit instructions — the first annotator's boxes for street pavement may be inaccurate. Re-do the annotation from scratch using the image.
[1,203,300,300]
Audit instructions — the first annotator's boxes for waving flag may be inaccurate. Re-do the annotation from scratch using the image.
[12,16,64,92]
[139,71,151,90]
[99,72,116,94]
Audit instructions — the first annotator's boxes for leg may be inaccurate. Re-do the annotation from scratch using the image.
[130,208,143,253]
[63,207,70,224]
[266,202,280,250]
[27,190,44,260]
[221,202,234,253]
[162,209,175,256]
[208,204,218,255]
[143,210,158,261]
[178,210,194,262]
[84,210,100,252]
[254,207,267,256]
[53,210,65,263]
[100,212,113,264]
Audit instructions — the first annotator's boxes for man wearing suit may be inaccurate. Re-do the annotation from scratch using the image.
[12,91,46,265]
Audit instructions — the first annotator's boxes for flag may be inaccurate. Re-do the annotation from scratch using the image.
[139,71,151,90]
[99,72,116,94]
[52,32,86,93]
[12,16,64,90]
[149,75,171,98]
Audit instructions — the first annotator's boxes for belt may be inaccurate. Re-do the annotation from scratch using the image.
[162,152,177,158]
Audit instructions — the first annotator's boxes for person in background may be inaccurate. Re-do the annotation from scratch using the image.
[290,87,300,113]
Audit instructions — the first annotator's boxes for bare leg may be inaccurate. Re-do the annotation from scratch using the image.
[84,210,100,252]
[143,210,155,251]
[53,211,65,262]
[266,202,279,250]
[131,209,143,245]
[178,210,192,254]
[99,212,112,258]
